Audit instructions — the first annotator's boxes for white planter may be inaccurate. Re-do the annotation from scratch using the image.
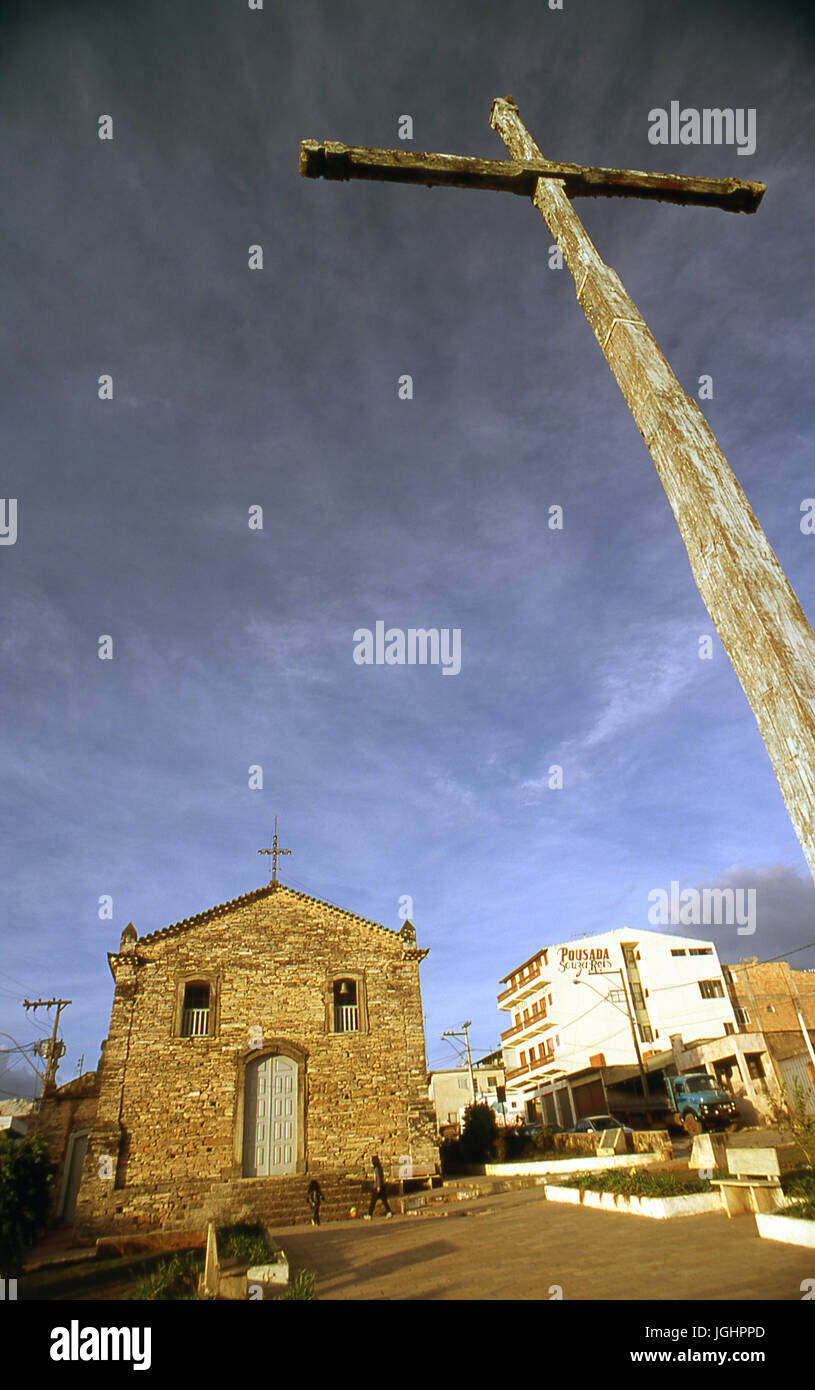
[755,1211,815,1248]
[543,1184,722,1219]
[247,1257,289,1285]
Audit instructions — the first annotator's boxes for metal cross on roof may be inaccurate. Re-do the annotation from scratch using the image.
[300,97,815,888]
[258,815,291,885]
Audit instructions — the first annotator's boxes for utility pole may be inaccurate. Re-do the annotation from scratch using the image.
[581,969,649,1100]
[607,970,650,1101]
[442,1021,477,1108]
[24,998,70,1099]
[301,102,815,888]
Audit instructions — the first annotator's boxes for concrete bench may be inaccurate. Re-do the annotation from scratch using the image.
[712,1147,784,1218]
[387,1161,438,1195]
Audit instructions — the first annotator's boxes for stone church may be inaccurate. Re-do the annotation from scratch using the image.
[48,875,437,1237]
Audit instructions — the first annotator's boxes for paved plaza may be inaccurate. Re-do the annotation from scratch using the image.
[271,1187,814,1301]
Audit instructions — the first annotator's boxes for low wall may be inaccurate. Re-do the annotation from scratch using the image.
[485,1153,660,1178]
[756,1212,815,1248]
[552,1130,672,1160]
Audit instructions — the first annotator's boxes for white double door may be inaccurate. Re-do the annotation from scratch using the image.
[243,1053,297,1175]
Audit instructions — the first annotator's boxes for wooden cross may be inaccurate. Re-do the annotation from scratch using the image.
[258,815,291,885]
[300,98,815,886]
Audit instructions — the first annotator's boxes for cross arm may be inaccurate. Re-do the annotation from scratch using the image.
[300,139,765,214]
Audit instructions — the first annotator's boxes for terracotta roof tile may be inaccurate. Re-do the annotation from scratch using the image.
[133,882,405,947]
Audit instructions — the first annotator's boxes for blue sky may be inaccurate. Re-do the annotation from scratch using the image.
[2,0,815,1092]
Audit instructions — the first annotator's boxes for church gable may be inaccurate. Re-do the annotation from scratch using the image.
[109,884,422,1045]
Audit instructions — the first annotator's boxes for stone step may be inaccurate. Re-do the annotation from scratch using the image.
[403,1175,546,1212]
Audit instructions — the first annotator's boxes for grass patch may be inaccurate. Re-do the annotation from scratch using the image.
[276,1270,316,1300]
[554,1169,712,1198]
[127,1250,203,1301]
[21,1248,193,1301]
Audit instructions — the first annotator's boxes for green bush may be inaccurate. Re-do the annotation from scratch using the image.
[531,1126,560,1154]
[217,1223,279,1265]
[780,1200,815,1221]
[0,1133,55,1278]
[555,1168,712,1198]
[781,1168,815,1200]
[780,1169,815,1219]
[459,1104,498,1163]
[768,1081,815,1169]
[439,1134,464,1173]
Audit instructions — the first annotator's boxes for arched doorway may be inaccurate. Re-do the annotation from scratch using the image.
[242,1052,298,1176]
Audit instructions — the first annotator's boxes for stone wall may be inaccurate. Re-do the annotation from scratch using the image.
[26,1072,100,1217]
[73,883,438,1236]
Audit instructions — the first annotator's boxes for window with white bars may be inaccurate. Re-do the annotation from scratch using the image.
[181,982,211,1037]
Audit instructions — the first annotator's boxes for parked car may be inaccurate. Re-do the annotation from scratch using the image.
[569,1114,632,1134]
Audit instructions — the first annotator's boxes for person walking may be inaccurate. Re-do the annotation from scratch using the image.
[307,1179,323,1227]
[364,1154,393,1219]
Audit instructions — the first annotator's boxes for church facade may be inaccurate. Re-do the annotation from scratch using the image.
[68,879,437,1237]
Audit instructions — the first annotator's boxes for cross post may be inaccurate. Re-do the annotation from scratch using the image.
[258,815,291,885]
[300,100,815,885]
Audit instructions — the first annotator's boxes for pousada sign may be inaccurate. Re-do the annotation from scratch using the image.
[558,946,611,973]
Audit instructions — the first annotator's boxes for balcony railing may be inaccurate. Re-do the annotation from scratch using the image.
[497,963,550,1006]
[501,1003,551,1043]
[182,1007,210,1037]
[335,1004,359,1033]
[506,1051,556,1083]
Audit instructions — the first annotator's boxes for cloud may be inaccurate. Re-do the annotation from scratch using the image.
[648,862,815,965]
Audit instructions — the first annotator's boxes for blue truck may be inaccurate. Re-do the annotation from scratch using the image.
[602,1066,740,1134]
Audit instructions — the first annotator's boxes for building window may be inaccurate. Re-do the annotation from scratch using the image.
[699,979,725,999]
[457,1076,469,1090]
[735,1007,750,1027]
[724,1022,735,1035]
[671,949,686,957]
[745,1053,765,1081]
[488,1076,497,1087]
[689,947,713,956]
[333,979,359,1032]
[638,1024,654,1043]
[181,982,211,1037]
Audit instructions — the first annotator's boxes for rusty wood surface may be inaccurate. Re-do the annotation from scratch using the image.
[300,139,765,213]
[488,96,815,882]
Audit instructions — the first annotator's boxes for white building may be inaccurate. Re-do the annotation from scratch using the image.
[428,1062,514,1129]
[498,927,738,1117]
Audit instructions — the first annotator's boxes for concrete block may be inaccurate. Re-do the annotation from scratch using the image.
[247,1258,289,1286]
[689,1133,727,1173]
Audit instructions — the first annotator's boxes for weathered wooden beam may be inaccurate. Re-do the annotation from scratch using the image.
[488,96,815,883]
[299,139,765,214]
